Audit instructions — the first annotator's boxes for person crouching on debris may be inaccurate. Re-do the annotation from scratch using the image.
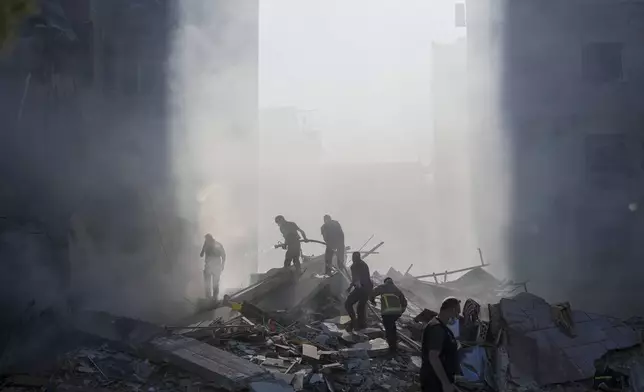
[421,297,461,392]
[345,251,373,331]
[370,277,407,354]
[274,215,308,274]
[200,234,226,299]
[321,214,345,275]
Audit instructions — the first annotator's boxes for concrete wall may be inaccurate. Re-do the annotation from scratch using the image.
[467,0,644,314]
[0,0,259,324]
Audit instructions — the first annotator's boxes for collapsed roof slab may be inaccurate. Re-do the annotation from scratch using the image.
[500,292,641,385]
[252,255,347,314]
[146,335,271,391]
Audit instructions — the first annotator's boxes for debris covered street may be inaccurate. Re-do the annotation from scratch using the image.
[2,247,642,392]
[2,2,644,391]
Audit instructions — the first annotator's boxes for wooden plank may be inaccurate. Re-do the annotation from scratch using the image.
[146,335,269,391]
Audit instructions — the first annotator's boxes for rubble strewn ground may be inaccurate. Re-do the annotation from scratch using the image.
[2,252,643,391]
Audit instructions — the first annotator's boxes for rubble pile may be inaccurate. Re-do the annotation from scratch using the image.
[0,345,215,392]
[2,252,644,392]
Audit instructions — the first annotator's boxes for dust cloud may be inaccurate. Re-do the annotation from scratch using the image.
[169,0,259,294]
[0,0,558,340]
[256,0,451,279]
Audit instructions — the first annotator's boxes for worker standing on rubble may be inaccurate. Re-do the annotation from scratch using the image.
[345,251,373,331]
[421,297,461,392]
[274,215,308,274]
[370,277,407,354]
[200,234,226,299]
[321,214,345,275]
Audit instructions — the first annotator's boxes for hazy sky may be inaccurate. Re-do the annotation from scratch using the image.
[259,0,465,162]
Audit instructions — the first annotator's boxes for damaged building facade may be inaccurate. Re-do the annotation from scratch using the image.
[466,0,644,314]
[0,0,259,323]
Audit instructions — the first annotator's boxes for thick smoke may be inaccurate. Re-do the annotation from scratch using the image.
[169,0,259,293]
[0,0,261,334]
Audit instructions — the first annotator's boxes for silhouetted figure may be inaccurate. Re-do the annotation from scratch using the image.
[200,234,226,299]
[274,215,307,274]
[371,277,407,354]
[345,251,373,331]
[421,297,461,392]
[321,214,345,274]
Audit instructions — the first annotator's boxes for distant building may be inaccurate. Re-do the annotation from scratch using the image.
[466,0,644,313]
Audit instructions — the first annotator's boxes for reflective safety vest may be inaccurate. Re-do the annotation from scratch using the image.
[380,293,403,315]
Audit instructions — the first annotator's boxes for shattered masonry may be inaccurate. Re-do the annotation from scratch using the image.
[0,248,642,392]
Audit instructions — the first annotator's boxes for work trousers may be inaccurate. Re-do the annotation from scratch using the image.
[283,242,302,273]
[382,313,401,353]
[204,258,222,299]
[324,243,345,274]
[420,377,444,392]
[420,369,455,392]
[345,287,369,329]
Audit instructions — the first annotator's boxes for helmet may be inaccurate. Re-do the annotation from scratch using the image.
[274,215,285,223]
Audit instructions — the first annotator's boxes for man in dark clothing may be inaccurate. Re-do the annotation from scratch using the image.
[321,214,345,275]
[421,297,461,392]
[345,252,373,331]
[274,215,307,274]
[200,234,226,299]
[370,277,407,354]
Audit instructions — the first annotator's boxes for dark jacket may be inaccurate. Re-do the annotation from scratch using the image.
[421,317,459,386]
[201,240,226,261]
[280,221,301,244]
[371,282,407,315]
[321,220,344,246]
[350,260,373,291]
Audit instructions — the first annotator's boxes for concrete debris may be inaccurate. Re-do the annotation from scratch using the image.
[146,335,270,390]
[4,250,642,392]
[250,380,296,392]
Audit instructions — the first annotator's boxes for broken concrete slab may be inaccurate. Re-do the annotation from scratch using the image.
[339,330,369,344]
[500,292,641,385]
[324,315,352,325]
[339,347,370,359]
[177,306,241,330]
[345,358,371,371]
[249,380,296,392]
[301,344,320,360]
[313,333,332,346]
[320,322,343,337]
[269,372,295,385]
[353,338,390,357]
[292,371,305,390]
[146,335,270,391]
[245,254,348,316]
[233,269,297,305]
[334,373,364,386]
[71,311,165,346]
[360,327,384,339]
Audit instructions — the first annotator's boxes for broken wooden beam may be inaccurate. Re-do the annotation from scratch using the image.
[415,263,490,280]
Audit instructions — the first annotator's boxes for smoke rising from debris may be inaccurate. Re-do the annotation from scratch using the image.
[169,0,259,294]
